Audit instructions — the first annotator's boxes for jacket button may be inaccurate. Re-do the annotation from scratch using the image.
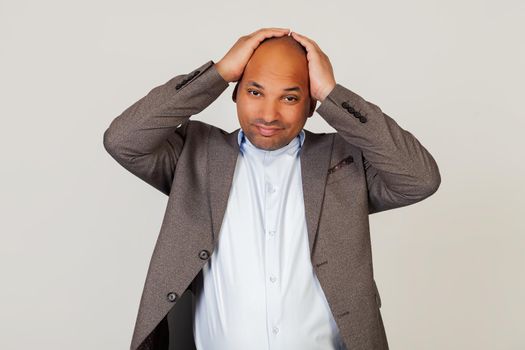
[199,249,210,260]
[167,292,178,302]
[341,101,350,109]
[359,116,367,123]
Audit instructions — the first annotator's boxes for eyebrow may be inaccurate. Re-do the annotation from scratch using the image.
[246,81,302,93]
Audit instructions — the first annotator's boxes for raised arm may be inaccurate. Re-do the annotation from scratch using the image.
[291,31,441,214]
[317,84,441,214]
[102,60,229,195]
[103,28,292,196]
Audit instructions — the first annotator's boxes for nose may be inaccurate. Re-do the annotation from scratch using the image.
[259,100,281,125]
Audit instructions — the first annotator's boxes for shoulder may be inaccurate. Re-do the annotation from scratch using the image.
[178,119,228,138]
[306,129,361,156]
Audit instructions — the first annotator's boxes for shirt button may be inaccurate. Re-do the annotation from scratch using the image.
[268,230,276,237]
[270,276,277,283]
[272,326,279,334]
[267,183,276,193]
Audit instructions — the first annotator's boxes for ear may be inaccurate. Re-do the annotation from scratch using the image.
[232,73,245,103]
[307,95,317,118]
[232,81,239,103]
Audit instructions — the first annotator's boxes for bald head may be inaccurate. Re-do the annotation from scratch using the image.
[233,34,317,151]
[257,35,307,58]
[232,36,309,102]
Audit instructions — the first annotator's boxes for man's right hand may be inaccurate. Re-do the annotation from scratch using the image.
[215,28,291,83]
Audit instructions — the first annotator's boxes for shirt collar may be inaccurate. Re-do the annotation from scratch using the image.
[237,128,305,156]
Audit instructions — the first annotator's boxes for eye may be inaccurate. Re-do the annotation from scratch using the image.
[284,96,298,102]
[247,89,261,96]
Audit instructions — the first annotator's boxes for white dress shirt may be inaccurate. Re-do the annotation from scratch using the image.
[193,128,347,350]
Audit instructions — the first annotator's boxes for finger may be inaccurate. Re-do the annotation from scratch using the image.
[262,29,290,38]
[290,31,311,46]
[251,28,290,47]
[251,28,290,42]
[290,32,315,52]
[253,28,290,36]
[292,31,323,55]
[291,31,319,48]
[267,27,291,32]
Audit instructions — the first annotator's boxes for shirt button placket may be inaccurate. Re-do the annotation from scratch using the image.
[264,152,280,343]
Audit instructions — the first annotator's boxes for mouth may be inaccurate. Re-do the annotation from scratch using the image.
[255,124,282,137]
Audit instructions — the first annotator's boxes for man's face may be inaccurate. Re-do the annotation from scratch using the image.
[235,37,315,151]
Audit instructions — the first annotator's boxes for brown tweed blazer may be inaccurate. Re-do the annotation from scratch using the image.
[103,59,441,350]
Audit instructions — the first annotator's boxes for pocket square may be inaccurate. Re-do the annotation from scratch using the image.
[328,155,354,174]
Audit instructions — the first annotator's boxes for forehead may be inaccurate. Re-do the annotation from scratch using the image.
[242,58,308,91]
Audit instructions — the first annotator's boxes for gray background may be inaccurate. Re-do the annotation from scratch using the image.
[1,0,524,349]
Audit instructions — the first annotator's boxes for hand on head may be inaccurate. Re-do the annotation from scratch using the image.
[215,28,291,84]
[215,28,336,103]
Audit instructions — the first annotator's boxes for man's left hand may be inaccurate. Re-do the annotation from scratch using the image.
[290,31,336,103]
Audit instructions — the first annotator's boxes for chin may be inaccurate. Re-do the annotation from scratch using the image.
[247,134,279,150]
[253,139,276,150]
[259,139,289,151]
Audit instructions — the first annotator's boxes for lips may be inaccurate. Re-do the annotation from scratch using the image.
[255,125,282,137]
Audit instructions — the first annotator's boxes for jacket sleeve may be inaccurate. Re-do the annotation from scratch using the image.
[315,83,441,214]
[102,60,230,195]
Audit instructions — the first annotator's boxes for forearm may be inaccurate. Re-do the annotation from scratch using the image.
[316,83,441,201]
[103,60,229,162]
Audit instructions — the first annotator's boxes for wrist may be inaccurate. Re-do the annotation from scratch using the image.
[214,61,230,83]
[318,82,336,103]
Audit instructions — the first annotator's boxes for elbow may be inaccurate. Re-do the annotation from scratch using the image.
[103,128,116,155]
[421,166,441,198]
[103,127,124,161]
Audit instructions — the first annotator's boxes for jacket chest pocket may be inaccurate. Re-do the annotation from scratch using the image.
[326,155,356,185]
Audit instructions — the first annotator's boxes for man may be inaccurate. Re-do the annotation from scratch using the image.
[103,28,441,350]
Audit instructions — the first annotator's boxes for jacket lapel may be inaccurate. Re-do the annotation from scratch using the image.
[207,128,333,259]
[207,128,241,245]
[300,130,333,256]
